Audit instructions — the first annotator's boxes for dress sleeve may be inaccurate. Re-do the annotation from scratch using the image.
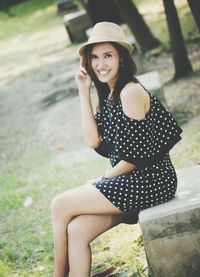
[116,98,183,168]
[93,111,111,158]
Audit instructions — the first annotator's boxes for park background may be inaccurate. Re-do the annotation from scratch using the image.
[0,0,199,276]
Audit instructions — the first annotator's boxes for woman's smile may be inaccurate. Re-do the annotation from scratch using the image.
[97,69,111,76]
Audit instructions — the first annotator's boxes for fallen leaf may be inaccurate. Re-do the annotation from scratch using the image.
[24,196,33,207]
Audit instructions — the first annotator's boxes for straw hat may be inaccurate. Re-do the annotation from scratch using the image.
[79,22,134,56]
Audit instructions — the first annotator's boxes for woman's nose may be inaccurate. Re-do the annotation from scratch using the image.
[96,58,107,69]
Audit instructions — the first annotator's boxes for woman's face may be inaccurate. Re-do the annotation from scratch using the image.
[90,42,120,89]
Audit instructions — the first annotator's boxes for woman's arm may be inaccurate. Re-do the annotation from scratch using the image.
[75,58,101,148]
[104,160,137,178]
[79,92,101,148]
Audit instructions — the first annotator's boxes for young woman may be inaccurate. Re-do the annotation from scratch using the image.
[51,22,183,277]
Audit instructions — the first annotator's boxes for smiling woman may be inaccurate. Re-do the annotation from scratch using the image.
[51,22,183,277]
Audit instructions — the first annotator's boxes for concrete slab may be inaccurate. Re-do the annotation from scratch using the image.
[63,10,92,43]
[139,165,200,277]
[136,71,167,107]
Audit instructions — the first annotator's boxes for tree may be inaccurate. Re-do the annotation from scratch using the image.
[114,0,161,52]
[187,0,200,32]
[80,0,123,25]
[163,0,193,79]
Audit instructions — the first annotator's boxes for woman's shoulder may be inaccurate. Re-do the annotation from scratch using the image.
[120,82,149,100]
[120,82,150,120]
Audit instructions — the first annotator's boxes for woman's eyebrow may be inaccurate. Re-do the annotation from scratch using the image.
[91,51,114,56]
[103,51,114,54]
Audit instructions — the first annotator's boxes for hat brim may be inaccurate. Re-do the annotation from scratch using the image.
[79,39,134,56]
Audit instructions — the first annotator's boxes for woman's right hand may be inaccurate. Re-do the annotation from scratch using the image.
[75,57,92,95]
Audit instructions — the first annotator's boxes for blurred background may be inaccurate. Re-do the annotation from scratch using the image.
[0,0,199,276]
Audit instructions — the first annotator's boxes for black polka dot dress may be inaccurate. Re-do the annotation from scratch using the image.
[93,90,183,218]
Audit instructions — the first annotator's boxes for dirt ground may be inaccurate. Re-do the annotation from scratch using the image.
[0,24,200,167]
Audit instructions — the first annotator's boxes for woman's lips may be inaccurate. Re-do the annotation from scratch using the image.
[97,70,110,76]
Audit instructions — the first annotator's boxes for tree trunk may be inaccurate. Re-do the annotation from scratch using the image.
[187,0,200,32]
[83,0,123,25]
[114,0,161,52]
[163,0,193,79]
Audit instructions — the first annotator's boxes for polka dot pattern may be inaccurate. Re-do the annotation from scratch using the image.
[93,91,182,215]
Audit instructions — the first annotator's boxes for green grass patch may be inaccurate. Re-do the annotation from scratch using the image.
[0,0,61,41]
[0,147,147,276]
[0,149,108,275]
[0,148,108,213]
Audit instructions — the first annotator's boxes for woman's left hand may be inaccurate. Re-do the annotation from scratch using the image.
[75,57,92,94]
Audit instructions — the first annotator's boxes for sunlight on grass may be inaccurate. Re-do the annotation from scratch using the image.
[0,149,108,276]
[0,0,60,41]
[0,146,149,276]
[92,224,147,276]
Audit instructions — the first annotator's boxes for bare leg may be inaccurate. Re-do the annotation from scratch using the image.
[51,184,123,277]
[67,214,124,277]
[51,206,71,276]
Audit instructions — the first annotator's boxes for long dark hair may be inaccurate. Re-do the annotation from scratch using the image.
[84,42,138,111]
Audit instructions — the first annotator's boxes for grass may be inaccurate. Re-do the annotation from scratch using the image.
[0,0,60,41]
[0,148,147,276]
[0,149,108,276]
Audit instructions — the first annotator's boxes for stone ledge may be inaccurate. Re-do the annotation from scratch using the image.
[139,165,200,277]
[136,71,167,107]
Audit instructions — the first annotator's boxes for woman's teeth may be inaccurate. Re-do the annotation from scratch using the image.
[98,70,110,76]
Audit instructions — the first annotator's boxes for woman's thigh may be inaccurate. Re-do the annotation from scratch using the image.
[52,184,123,217]
[67,213,124,243]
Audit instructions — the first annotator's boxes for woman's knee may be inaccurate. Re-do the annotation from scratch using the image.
[51,194,60,219]
[51,192,69,220]
[67,216,90,244]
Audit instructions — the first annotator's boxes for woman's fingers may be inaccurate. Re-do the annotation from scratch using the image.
[80,69,87,76]
[76,70,87,80]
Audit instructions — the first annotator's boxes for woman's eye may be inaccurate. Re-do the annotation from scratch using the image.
[90,55,97,59]
[105,54,112,58]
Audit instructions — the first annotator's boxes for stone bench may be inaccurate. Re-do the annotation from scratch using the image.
[139,165,200,277]
[63,10,92,43]
[136,71,167,107]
